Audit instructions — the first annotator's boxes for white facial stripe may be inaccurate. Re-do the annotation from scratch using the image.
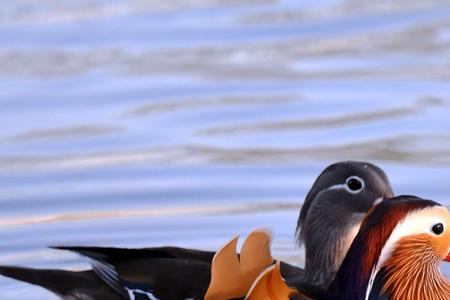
[364,206,449,300]
[327,183,347,191]
[326,176,365,194]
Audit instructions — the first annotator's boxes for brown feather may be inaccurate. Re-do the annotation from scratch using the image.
[360,201,433,279]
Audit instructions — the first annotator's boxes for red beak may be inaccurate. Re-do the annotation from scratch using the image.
[445,253,450,262]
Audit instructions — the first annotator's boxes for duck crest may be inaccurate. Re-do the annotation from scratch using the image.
[204,229,273,300]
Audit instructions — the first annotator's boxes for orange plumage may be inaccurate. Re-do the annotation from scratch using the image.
[382,234,450,300]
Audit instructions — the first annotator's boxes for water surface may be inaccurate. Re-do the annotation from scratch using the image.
[2,0,450,298]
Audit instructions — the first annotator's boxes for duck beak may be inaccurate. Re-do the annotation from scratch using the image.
[444,253,450,262]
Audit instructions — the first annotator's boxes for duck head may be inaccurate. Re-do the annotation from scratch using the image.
[327,195,450,300]
[297,161,393,286]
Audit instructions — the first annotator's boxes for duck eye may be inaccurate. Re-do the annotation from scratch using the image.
[432,223,444,235]
[346,177,364,192]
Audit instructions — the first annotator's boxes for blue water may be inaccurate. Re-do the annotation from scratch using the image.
[1,0,450,298]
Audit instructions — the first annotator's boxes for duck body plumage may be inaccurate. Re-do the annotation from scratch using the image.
[0,246,304,300]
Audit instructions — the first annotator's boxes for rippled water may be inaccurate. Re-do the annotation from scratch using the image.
[2,0,450,298]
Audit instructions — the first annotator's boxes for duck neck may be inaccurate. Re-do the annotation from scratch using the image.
[302,209,363,288]
[378,235,450,300]
[303,223,360,287]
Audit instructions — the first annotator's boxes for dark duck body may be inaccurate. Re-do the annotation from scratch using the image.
[246,196,450,300]
[0,161,393,300]
[0,247,216,300]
